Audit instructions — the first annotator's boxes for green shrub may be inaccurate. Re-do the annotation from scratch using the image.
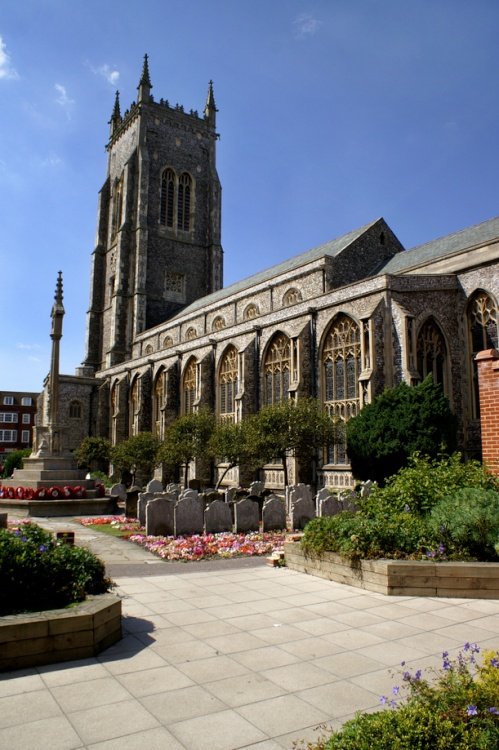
[346,376,457,485]
[0,522,112,615]
[429,488,499,561]
[305,646,499,750]
[1,448,31,478]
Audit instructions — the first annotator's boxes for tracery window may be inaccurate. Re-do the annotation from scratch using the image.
[153,371,165,439]
[244,303,259,320]
[416,318,448,393]
[111,382,119,444]
[129,378,140,436]
[183,360,197,415]
[283,288,302,307]
[467,291,498,418]
[185,326,197,341]
[159,168,192,232]
[144,344,153,355]
[111,176,123,238]
[263,334,291,405]
[163,335,173,349]
[213,316,226,332]
[219,347,238,423]
[69,400,82,419]
[322,314,361,465]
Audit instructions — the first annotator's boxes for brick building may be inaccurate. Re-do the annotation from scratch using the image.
[38,56,499,488]
[0,390,38,466]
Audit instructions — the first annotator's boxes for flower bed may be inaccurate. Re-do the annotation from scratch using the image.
[77,517,285,562]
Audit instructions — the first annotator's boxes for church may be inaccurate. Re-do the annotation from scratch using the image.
[49,56,499,490]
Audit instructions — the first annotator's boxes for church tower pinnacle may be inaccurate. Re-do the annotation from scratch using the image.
[109,90,122,136]
[137,53,152,103]
[204,80,217,128]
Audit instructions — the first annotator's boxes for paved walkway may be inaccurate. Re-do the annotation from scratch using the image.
[1,518,499,750]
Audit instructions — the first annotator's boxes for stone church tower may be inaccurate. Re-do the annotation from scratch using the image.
[81,55,223,373]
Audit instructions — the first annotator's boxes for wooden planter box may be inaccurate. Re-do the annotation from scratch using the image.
[284,542,499,598]
[0,593,122,672]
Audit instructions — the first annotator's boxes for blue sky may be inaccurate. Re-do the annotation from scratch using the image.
[1,0,499,392]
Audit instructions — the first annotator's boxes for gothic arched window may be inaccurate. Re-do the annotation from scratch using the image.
[183,360,197,415]
[129,378,140,436]
[160,168,175,228]
[219,347,238,423]
[69,400,82,419]
[416,318,448,393]
[467,291,498,418]
[263,334,291,406]
[283,288,302,307]
[244,303,259,321]
[185,326,197,341]
[111,176,123,238]
[153,371,165,439]
[178,172,192,232]
[212,316,226,332]
[322,314,361,465]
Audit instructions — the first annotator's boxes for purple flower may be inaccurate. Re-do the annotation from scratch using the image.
[490,658,499,668]
[488,707,498,715]
[39,545,47,552]
[414,670,422,681]
[466,705,478,716]
[464,642,471,651]
[438,543,445,554]
[442,651,449,658]
[402,671,411,681]
[392,686,400,695]
[389,700,397,708]
[380,695,387,705]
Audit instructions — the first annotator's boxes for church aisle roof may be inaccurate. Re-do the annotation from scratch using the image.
[173,218,382,319]
[380,215,499,274]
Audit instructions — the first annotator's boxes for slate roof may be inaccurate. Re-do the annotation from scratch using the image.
[173,218,382,319]
[380,215,499,275]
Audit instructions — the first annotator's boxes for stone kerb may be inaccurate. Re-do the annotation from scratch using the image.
[205,499,233,533]
[262,494,286,531]
[234,497,259,533]
[146,495,175,536]
[289,495,316,530]
[174,492,204,536]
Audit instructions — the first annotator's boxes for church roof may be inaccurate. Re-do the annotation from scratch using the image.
[380,215,499,274]
[174,218,382,319]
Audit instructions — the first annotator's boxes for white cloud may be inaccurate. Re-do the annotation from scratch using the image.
[87,61,120,86]
[17,343,42,351]
[54,83,74,118]
[38,153,63,168]
[0,35,19,79]
[293,13,322,38]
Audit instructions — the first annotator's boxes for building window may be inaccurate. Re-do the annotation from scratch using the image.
[416,318,448,393]
[219,347,238,423]
[144,344,154,355]
[21,430,30,443]
[212,316,226,332]
[69,401,82,419]
[0,430,17,442]
[163,336,173,349]
[0,413,18,423]
[263,334,291,405]
[3,396,14,405]
[111,176,123,237]
[21,397,33,406]
[185,326,197,341]
[22,414,30,424]
[282,288,302,307]
[160,168,193,233]
[244,303,259,321]
[111,382,119,444]
[467,291,498,418]
[322,314,361,465]
[153,371,165,439]
[129,378,140,436]
[183,360,197,415]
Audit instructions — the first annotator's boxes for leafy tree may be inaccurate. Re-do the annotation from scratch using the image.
[1,448,31,478]
[158,411,215,487]
[74,436,111,473]
[111,432,160,485]
[249,397,341,487]
[208,419,258,489]
[346,376,457,485]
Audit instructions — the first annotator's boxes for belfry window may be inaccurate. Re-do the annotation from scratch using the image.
[219,347,238,423]
[160,169,175,227]
[467,291,498,418]
[322,314,361,465]
[178,173,192,232]
[263,334,291,405]
[160,168,192,232]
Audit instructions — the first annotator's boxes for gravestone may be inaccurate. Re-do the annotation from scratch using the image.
[146,496,175,536]
[249,480,265,497]
[188,478,201,491]
[287,483,313,514]
[224,487,237,504]
[315,487,331,513]
[125,485,141,518]
[319,494,343,517]
[262,494,286,531]
[146,479,163,494]
[138,491,155,525]
[290,495,316,530]
[338,490,359,512]
[359,480,374,498]
[234,497,259,533]
[110,483,126,501]
[205,498,233,533]
[174,493,204,536]
[166,483,181,497]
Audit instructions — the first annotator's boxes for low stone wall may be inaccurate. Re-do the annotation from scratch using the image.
[0,593,122,672]
[0,497,117,518]
[284,542,499,598]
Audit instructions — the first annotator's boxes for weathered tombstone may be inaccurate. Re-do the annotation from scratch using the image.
[125,485,141,518]
[146,496,175,536]
[359,480,374,498]
[146,478,163,494]
[290,495,316,530]
[287,484,313,514]
[138,491,155,525]
[338,489,359,512]
[262,494,286,531]
[234,497,260,533]
[174,494,204,536]
[0,513,7,529]
[166,483,181,497]
[205,498,233,533]
[224,487,237,503]
[249,480,265,497]
[188,478,201,491]
[319,494,343,517]
[315,487,331,514]
[110,483,127,501]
